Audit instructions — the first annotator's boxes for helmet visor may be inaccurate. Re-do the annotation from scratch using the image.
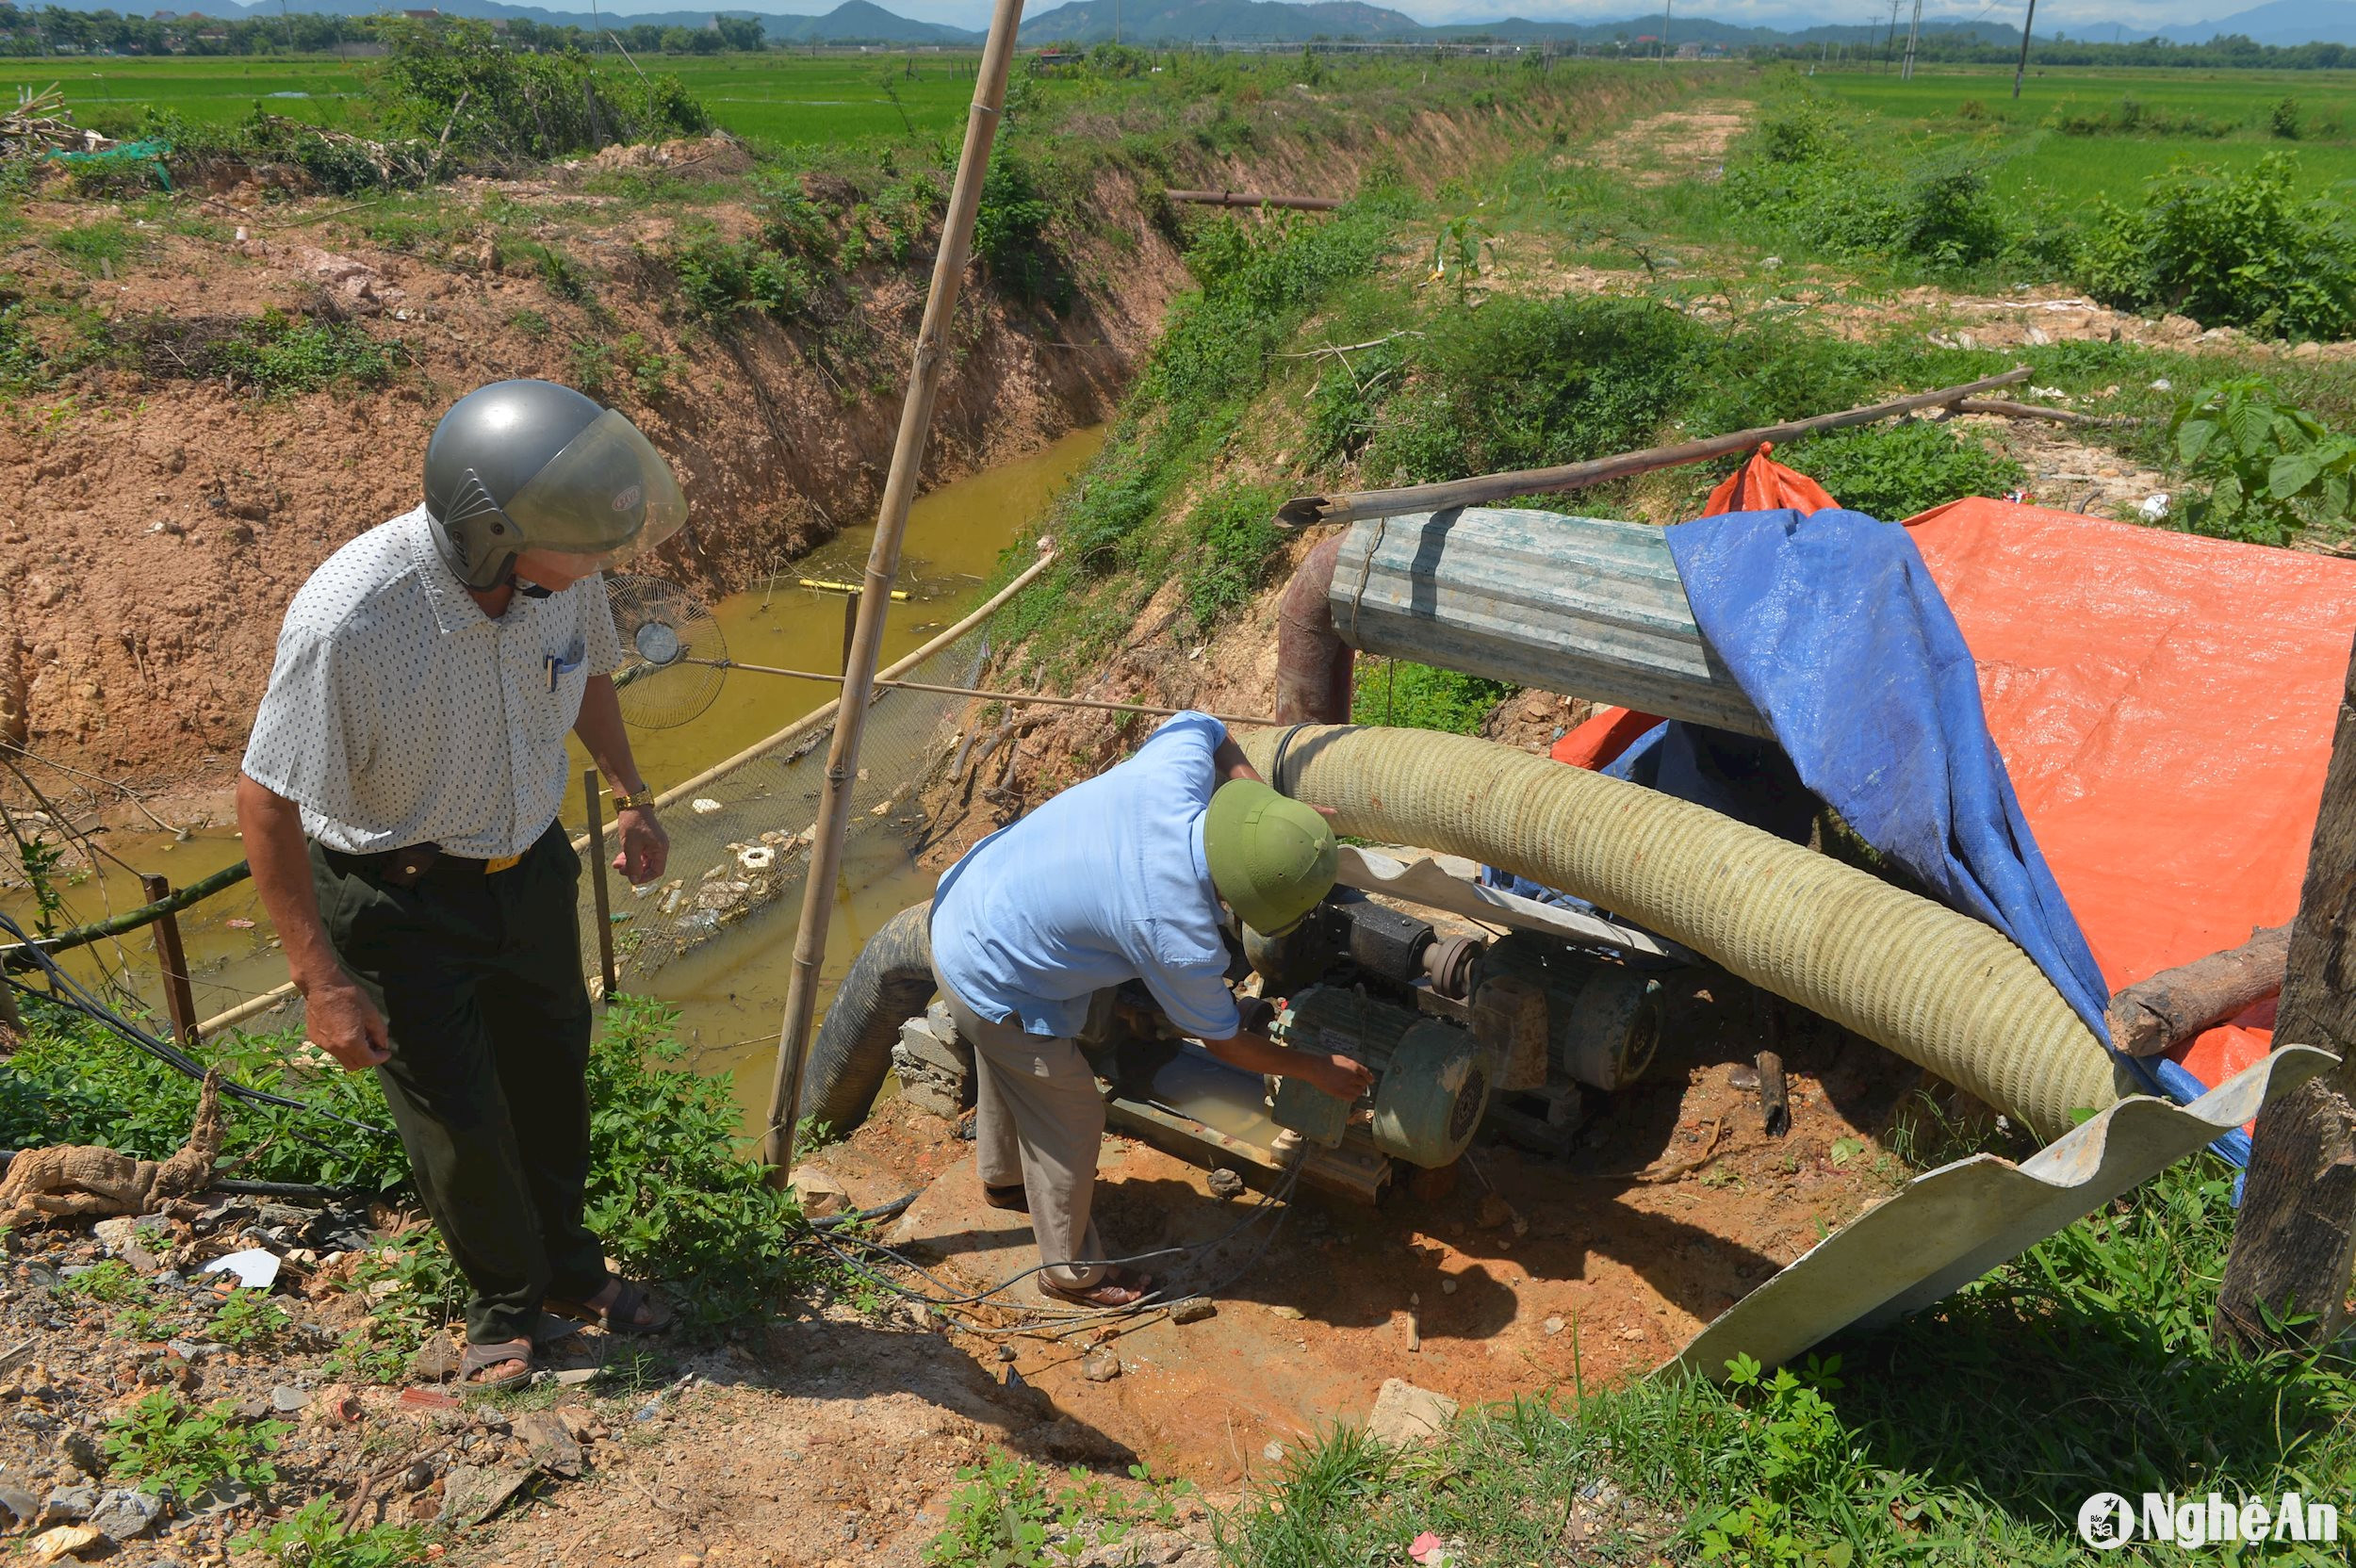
[501,409,687,569]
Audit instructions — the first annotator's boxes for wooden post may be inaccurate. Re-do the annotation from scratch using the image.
[139,873,200,1048]
[2217,630,2356,1352]
[582,769,617,1002]
[759,0,1028,1179]
[841,589,861,675]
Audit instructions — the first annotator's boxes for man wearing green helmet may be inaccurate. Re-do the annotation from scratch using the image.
[928,711,1373,1307]
[237,381,686,1390]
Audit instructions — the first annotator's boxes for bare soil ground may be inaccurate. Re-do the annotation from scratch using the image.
[1589,99,1753,186]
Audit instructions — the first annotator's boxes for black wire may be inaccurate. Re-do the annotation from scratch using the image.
[803,1157,1305,1320]
[0,910,392,1137]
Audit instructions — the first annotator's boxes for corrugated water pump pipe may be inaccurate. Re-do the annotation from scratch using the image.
[1240,725,2136,1141]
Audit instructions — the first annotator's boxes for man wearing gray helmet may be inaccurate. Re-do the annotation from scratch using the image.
[237,381,687,1389]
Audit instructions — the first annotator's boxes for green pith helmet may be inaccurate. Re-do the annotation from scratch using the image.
[1203,779,1338,938]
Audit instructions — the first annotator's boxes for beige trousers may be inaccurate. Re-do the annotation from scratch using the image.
[934,967,1109,1290]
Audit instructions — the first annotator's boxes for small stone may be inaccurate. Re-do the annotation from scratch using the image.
[1262,1442,1286,1462]
[270,1385,309,1414]
[0,1486,39,1525]
[1367,1378,1457,1448]
[232,1396,271,1420]
[401,1462,434,1494]
[552,1367,598,1386]
[40,1485,96,1527]
[1616,1326,1644,1342]
[57,1430,104,1478]
[1544,1315,1565,1336]
[186,1478,251,1516]
[1267,1304,1303,1321]
[409,1339,462,1383]
[633,1403,661,1423]
[90,1218,140,1255]
[1477,1193,1513,1229]
[28,1523,102,1562]
[1204,1168,1245,1200]
[994,1345,1019,1362]
[1440,1278,1458,1296]
[1169,1298,1216,1325]
[1079,1350,1121,1382]
[88,1488,161,1542]
[788,1166,850,1220]
[1728,1065,1760,1091]
[516,1411,583,1478]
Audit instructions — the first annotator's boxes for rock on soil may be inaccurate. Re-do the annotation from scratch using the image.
[1368,1379,1458,1448]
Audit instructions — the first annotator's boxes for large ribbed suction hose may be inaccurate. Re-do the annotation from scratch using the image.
[804,901,935,1136]
[1242,726,2133,1140]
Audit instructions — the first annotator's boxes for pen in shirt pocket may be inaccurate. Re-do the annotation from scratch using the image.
[546,637,585,693]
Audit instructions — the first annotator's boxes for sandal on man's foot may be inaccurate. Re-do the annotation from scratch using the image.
[983,1183,1029,1213]
[1039,1267,1153,1309]
[546,1276,675,1337]
[459,1338,533,1391]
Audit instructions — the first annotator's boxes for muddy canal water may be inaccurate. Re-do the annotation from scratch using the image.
[5,427,1104,1124]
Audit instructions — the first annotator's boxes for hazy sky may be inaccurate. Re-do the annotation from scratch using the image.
[595,0,2251,33]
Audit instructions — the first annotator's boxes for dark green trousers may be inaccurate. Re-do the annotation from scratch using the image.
[311,820,605,1346]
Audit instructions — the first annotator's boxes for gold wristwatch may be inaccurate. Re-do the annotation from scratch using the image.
[613,789,658,812]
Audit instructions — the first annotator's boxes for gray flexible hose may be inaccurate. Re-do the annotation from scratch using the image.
[804,900,936,1136]
[1240,725,2133,1140]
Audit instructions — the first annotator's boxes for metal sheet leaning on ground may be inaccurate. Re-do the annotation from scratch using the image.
[233,377,687,1391]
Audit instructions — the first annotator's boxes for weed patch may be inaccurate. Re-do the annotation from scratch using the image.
[130,309,403,395]
[927,1449,1186,1568]
[104,1392,286,1497]
[1180,482,1283,633]
[2165,377,2354,545]
[1351,661,1514,735]
[237,1498,428,1568]
[1781,420,2026,521]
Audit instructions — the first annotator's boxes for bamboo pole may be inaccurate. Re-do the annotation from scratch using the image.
[1165,188,1343,211]
[684,658,1280,727]
[1275,368,2036,528]
[759,0,1028,1178]
[1,858,254,969]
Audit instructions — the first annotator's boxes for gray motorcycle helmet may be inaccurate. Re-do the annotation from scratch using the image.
[422,379,687,592]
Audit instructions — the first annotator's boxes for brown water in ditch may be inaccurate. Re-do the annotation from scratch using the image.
[2,425,1105,1125]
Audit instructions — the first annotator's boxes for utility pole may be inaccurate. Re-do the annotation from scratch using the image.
[2012,0,2037,97]
[1882,0,1901,72]
[1661,0,1671,60]
[1900,0,1922,78]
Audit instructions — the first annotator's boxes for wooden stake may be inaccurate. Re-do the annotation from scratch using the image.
[759,0,1028,1178]
[2217,629,2356,1352]
[582,769,616,1002]
[1165,188,1343,211]
[139,873,200,1048]
[1276,368,2035,528]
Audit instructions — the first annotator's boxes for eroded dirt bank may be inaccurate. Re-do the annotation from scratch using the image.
[1,91,1584,809]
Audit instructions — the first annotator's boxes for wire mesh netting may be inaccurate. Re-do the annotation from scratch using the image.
[582,627,991,995]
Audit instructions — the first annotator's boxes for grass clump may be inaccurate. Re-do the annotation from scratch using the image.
[1180,482,1283,634]
[45,220,144,275]
[1782,420,2026,521]
[1351,660,1514,735]
[104,1392,287,1498]
[927,1449,1187,1568]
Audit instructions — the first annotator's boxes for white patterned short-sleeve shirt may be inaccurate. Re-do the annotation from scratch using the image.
[241,506,623,858]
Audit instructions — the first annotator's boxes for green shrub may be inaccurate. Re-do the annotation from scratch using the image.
[2049,96,2230,139]
[210,1288,292,1350]
[582,997,809,1327]
[973,155,1065,309]
[1724,100,2010,272]
[1351,660,1513,735]
[1180,482,1282,632]
[2166,377,2355,546]
[60,1260,152,1306]
[1780,421,2026,521]
[2270,97,2304,139]
[671,236,812,326]
[2081,153,2356,342]
[104,1393,286,1497]
[377,18,708,162]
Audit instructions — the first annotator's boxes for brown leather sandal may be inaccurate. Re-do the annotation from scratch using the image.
[459,1337,533,1391]
[1039,1266,1153,1309]
[546,1277,675,1337]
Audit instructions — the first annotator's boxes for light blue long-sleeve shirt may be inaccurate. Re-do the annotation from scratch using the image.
[929,710,1242,1041]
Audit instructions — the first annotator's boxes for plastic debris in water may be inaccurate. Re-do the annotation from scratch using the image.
[691,797,724,814]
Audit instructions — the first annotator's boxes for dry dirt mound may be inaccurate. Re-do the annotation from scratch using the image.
[1590,98,1752,186]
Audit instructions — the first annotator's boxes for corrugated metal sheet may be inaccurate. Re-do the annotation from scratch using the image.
[1667,1044,2334,1379]
[1328,508,1767,736]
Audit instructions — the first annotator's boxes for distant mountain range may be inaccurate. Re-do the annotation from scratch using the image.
[34,0,2356,49]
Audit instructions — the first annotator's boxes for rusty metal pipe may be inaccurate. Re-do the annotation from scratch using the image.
[1277,532,1354,725]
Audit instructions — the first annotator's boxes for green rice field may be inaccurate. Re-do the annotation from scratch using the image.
[1809,63,2356,202]
[6,49,999,146]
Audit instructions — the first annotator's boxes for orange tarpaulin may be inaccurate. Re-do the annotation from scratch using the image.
[1905,498,2356,1086]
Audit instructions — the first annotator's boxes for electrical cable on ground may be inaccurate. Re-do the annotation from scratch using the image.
[0,909,392,1138]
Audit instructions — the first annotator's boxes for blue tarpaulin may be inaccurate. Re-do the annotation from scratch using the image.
[1656,507,2224,1127]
